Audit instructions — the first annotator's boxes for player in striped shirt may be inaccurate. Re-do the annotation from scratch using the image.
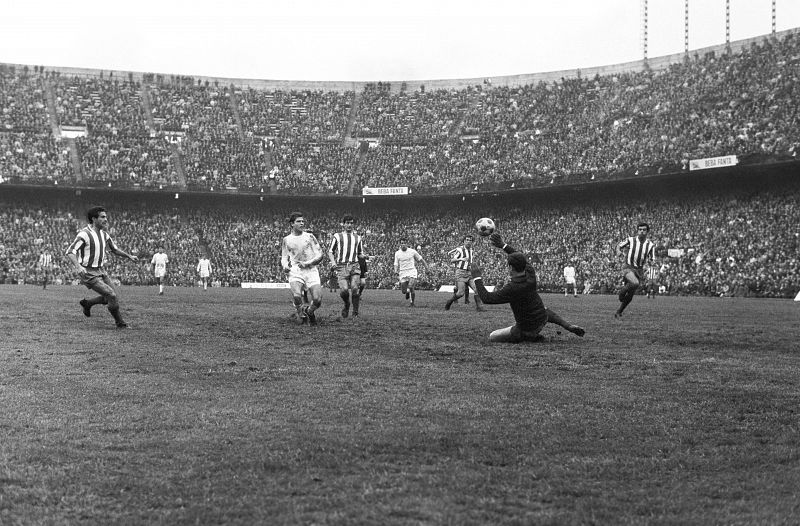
[615,222,655,318]
[151,247,169,295]
[327,214,365,318]
[65,206,140,328]
[645,264,660,299]
[444,234,485,312]
[37,247,54,290]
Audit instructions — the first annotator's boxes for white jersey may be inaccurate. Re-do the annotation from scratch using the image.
[197,258,212,277]
[281,231,323,270]
[394,248,423,279]
[151,252,169,277]
[563,265,576,283]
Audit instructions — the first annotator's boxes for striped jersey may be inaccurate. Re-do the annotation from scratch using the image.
[449,245,473,271]
[38,252,53,268]
[619,236,654,269]
[328,231,363,264]
[646,267,659,281]
[66,226,118,268]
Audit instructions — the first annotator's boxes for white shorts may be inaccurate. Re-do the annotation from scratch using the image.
[155,269,166,278]
[199,271,210,278]
[288,266,321,288]
[399,269,418,281]
[565,277,576,285]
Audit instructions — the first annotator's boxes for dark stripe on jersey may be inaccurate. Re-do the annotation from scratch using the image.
[69,227,111,268]
[623,236,653,268]
[451,246,472,271]
[88,229,99,267]
[332,232,361,264]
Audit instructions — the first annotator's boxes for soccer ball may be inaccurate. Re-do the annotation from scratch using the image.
[475,217,496,237]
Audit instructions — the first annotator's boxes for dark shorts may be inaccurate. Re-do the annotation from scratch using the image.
[453,268,474,285]
[621,264,644,283]
[80,268,113,290]
[335,262,361,282]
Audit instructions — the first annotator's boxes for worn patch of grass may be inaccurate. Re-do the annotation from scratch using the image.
[1,285,799,524]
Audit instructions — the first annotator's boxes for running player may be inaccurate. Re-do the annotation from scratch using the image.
[65,206,139,328]
[393,239,427,307]
[615,222,655,317]
[280,211,324,325]
[151,246,169,295]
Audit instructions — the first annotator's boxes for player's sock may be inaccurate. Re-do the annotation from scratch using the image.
[293,296,305,319]
[108,306,127,327]
[569,325,586,337]
[340,290,350,317]
[617,292,634,315]
[410,290,415,305]
[445,296,457,310]
[545,308,574,330]
[351,293,360,316]
[86,295,106,307]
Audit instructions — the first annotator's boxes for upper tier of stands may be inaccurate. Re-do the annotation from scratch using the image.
[1,28,799,195]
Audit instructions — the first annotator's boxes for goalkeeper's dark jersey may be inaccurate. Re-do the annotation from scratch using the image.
[473,244,547,332]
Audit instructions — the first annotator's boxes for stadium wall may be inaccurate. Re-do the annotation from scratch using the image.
[5,28,798,91]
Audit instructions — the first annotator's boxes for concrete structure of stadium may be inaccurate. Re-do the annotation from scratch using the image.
[4,27,798,91]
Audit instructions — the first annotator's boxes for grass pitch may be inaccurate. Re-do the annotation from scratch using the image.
[2,285,799,525]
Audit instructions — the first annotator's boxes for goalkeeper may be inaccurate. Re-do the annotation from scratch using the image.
[470,233,585,343]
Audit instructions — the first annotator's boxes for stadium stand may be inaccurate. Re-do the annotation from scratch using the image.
[2,30,799,194]
[1,30,799,298]
[1,168,797,298]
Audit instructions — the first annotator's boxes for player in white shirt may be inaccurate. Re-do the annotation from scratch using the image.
[197,256,213,290]
[563,263,577,297]
[280,212,324,325]
[393,239,427,307]
[151,247,169,295]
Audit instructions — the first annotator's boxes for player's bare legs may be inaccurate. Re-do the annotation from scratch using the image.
[446,278,484,311]
[83,278,127,327]
[350,274,361,316]
[445,280,466,310]
[302,284,322,325]
[290,281,308,323]
[615,271,640,318]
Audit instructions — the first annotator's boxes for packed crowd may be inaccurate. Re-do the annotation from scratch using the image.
[0,66,49,132]
[0,132,71,185]
[52,74,148,137]
[237,88,351,143]
[2,177,797,298]
[76,134,179,187]
[2,31,800,194]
